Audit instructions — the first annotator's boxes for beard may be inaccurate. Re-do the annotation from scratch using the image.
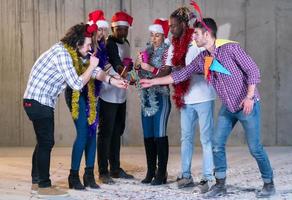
[77,49,88,59]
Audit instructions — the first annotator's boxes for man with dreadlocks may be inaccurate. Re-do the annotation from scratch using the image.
[140,15,275,199]
[141,6,216,192]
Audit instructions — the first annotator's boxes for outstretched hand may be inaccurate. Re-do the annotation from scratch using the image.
[111,77,129,89]
[139,78,155,88]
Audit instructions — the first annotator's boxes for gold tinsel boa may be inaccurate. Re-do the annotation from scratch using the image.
[64,44,97,126]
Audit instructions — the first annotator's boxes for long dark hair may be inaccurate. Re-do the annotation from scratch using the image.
[60,23,87,48]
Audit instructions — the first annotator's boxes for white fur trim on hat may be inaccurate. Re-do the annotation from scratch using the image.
[148,24,164,34]
[111,21,130,27]
[97,20,109,28]
[87,20,94,25]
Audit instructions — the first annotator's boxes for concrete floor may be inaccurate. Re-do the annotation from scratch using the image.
[0,146,291,200]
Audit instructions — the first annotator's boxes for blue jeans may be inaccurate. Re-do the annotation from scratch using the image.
[71,96,96,171]
[213,101,273,183]
[180,100,214,180]
[141,94,171,138]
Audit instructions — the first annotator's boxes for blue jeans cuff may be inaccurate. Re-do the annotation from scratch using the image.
[203,174,215,181]
[263,178,273,183]
[215,171,226,179]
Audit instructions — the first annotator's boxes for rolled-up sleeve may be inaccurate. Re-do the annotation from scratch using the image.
[56,51,84,91]
[171,54,204,84]
[91,67,102,78]
[232,44,261,85]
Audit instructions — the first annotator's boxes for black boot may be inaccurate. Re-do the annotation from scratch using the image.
[256,181,275,198]
[68,169,85,190]
[141,137,157,184]
[151,136,168,185]
[204,178,227,198]
[83,167,100,189]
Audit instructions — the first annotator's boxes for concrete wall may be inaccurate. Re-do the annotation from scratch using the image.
[0,0,291,146]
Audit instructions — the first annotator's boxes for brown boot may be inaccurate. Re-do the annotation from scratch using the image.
[38,186,68,198]
[31,183,38,194]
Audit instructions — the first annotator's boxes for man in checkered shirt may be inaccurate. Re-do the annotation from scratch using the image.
[140,18,275,198]
[23,23,127,198]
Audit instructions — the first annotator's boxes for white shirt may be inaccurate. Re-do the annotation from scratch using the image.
[166,42,216,104]
[99,42,130,104]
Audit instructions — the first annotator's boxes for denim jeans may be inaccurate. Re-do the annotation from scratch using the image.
[180,100,215,180]
[141,94,171,138]
[23,99,54,188]
[71,96,96,170]
[213,101,274,183]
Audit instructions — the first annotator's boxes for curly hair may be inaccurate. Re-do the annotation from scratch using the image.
[170,7,191,25]
[60,23,87,49]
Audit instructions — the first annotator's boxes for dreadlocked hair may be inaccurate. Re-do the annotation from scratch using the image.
[170,7,191,25]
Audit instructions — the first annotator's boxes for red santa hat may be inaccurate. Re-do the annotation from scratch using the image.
[111,11,133,27]
[148,18,169,38]
[87,10,109,28]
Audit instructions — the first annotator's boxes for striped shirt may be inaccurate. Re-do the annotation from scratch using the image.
[24,42,95,108]
[171,43,260,113]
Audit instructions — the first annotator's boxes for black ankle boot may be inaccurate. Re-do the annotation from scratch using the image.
[151,136,168,186]
[68,169,85,190]
[141,137,157,184]
[204,178,227,198]
[256,181,275,198]
[83,167,100,189]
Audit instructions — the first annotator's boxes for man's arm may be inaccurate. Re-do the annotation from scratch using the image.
[232,44,259,115]
[106,39,123,72]
[139,74,174,88]
[140,53,204,88]
[232,44,261,85]
[56,52,98,91]
[171,53,204,84]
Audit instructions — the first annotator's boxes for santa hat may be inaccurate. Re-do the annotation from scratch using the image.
[87,10,109,28]
[148,18,169,38]
[111,11,133,27]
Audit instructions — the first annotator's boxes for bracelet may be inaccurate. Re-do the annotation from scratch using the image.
[108,76,113,85]
[246,95,255,100]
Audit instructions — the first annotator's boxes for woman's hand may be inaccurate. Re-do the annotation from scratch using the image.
[137,53,143,64]
[110,77,129,89]
[141,62,153,72]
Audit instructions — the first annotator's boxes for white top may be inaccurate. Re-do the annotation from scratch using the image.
[99,42,130,104]
[166,42,216,104]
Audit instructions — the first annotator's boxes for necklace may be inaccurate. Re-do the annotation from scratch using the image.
[139,43,170,116]
[171,28,194,108]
